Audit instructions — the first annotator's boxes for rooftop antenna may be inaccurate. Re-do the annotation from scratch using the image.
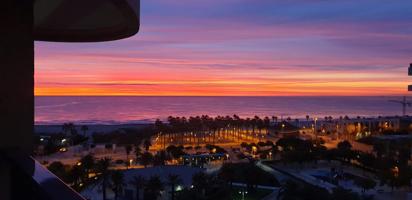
[389,96,412,116]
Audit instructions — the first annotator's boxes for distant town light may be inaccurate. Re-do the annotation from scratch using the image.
[176,185,183,191]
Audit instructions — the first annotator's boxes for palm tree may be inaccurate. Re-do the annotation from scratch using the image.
[140,152,154,168]
[192,172,208,196]
[219,164,235,188]
[153,150,168,166]
[337,140,353,162]
[155,119,165,149]
[272,116,278,124]
[62,123,71,136]
[263,116,271,134]
[79,154,95,180]
[62,123,77,146]
[62,122,76,136]
[130,175,146,200]
[81,125,89,136]
[47,161,67,181]
[167,174,182,200]
[135,145,142,162]
[143,139,152,152]
[145,176,164,200]
[111,170,124,200]
[69,165,84,189]
[125,144,133,168]
[97,157,112,200]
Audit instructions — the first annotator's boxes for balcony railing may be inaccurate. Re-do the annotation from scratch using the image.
[2,151,85,200]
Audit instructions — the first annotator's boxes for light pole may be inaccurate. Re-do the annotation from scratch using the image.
[313,117,318,141]
[239,190,248,200]
[314,117,318,144]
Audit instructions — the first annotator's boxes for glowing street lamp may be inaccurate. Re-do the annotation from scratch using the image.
[239,190,248,200]
[252,146,257,155]
[392,166,399,177]
[314,117,318,143]
[176,185,183,192]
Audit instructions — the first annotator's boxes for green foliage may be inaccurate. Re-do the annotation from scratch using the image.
[166,145,186,159]
[129,176,146,200]
[80,153,95,173]
[218,163,279,187]
[92,127,154,145]
[337,140,352,151]
[140,152,154,167]
[153,150,169,166]
[48,161,68,181]
[276,137,317,164]
[144,176,164,200]
[380,166,412,191]
[167,174,182,200]
[111,171,124,200]
[143,139,152,151]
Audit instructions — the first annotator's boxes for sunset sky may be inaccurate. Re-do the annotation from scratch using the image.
[35,0,412,96]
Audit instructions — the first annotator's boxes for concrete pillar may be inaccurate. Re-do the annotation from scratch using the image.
[0,0,34,199]
[1,0,34,153]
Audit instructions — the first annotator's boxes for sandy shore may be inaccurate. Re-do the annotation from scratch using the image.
[35,123,152,135]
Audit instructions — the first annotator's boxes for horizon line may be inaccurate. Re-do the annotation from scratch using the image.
[35,95,410,97]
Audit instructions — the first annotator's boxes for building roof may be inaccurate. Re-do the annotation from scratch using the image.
[123,166,205,186]
[34,0,139,42]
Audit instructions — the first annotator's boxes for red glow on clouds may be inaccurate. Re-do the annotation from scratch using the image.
[35,1,412,96]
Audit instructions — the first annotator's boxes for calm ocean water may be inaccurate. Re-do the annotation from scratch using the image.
[35,96,410,125]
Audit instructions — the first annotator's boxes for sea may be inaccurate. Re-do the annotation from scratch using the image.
[35,96,410,125]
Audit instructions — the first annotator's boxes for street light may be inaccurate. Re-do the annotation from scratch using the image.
[239,190,248,200]
[314,117,318,143]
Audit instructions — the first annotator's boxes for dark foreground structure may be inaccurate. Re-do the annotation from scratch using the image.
[0,1,139,199]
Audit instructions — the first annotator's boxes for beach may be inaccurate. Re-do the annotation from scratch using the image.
[35,124,152,135]
[35,96,409,126]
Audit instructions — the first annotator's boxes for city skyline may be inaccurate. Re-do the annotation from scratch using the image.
[35,0,412,96]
